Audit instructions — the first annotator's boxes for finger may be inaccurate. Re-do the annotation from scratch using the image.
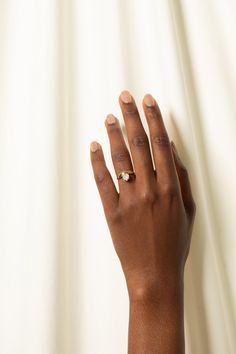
[119,91,155,184]
[104,114,135,191]
[171,141,196,217]
[142,94,178,186]
[90,141,119,216]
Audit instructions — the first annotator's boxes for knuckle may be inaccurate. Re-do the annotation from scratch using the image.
[146,109,161,120]
[139,190,156,204]
[124,106,139,117]
[124,196,137,209]
[108,207,122,223]
[159,183,179,198]
[152,134,170,148]
[131,134,149,147]
[112,149,130,162]
[120,196,137,214]
[94,170,109,185]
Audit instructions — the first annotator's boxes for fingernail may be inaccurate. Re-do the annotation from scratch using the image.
[106,114,116,125]
[90,141,99,152]
[120,90,132,104]
[144,94,155,107]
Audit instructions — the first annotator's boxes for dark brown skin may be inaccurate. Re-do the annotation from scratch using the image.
[90,91,196,354]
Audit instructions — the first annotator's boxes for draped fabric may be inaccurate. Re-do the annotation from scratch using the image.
[0,1,235,353]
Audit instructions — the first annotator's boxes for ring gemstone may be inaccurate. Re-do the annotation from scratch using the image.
[122,172,130,181]
[117,170,135,182]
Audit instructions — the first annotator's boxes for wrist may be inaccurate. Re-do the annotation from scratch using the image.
[128,277,185,354]
[128,275,184,306]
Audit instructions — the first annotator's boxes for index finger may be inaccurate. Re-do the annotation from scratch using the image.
[90,141,119,217]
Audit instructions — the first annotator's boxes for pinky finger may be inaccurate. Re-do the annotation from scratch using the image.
[90,141,119,217]
[171,141,196,218]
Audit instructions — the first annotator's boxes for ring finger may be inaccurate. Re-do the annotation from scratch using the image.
[105,114,135,191]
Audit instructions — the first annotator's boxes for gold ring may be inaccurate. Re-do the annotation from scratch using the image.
[117,170,136,182]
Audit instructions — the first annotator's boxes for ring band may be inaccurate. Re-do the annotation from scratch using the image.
[117,170,136,182]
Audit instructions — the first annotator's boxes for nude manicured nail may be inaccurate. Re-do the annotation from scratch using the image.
[144,94,155,107]
[90,141,99,152]
[120,90,132,104]
[106,114,116,125]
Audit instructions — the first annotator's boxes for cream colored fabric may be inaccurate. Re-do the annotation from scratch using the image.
[0,1,235,353]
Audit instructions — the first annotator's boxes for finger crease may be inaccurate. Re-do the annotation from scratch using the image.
[147,111,161,120]
[124,110,139,118]
[152,135,169,147]
[112,151,129,162]
[132,135,148,147]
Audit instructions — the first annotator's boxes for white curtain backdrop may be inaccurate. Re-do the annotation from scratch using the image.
[0,1,236,353]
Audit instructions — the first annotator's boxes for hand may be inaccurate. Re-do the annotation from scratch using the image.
[90,91,196,353]
[90,91,196,302]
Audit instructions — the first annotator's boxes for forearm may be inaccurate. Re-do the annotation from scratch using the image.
[128,280,185,354]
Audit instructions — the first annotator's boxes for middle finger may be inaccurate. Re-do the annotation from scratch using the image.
[119,90,155,184]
